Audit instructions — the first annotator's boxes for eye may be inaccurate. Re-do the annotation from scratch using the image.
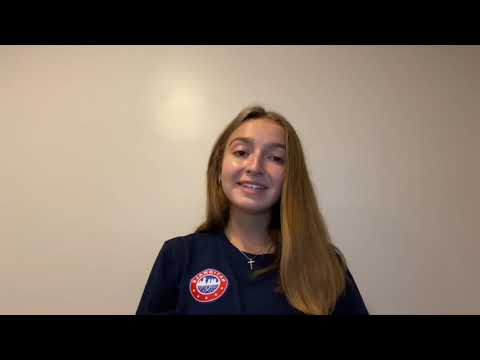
[233,150,247,157]
[271,156,285,164]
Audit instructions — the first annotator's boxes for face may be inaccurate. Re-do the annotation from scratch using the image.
[220,118,286,214]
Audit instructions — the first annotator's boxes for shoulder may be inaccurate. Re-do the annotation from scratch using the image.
[149,230,222,277]
[329,245,369,315]
[161,229,222,255]
[332,268,369,315]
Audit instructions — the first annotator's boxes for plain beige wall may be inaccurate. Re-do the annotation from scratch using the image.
[1,45,479,314]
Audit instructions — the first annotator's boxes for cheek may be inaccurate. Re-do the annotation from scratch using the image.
[222,158,245,177]
[272,169,286,184]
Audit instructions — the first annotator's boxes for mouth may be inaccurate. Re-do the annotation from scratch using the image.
[237,182,269,193]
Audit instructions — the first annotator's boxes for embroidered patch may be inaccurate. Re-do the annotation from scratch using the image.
[189,268,229,303]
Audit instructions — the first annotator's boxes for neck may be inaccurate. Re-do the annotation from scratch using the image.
[225,205,274,255]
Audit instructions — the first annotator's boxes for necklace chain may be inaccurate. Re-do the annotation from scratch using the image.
[233,237,274,271]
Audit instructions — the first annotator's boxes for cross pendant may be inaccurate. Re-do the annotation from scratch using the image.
[248,259,255,270]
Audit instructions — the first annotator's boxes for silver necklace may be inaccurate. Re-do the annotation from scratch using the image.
[225,229,274,271]
[238,251,259,271]
[236,243,274,271]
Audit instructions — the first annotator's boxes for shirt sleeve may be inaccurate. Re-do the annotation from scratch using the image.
[136,240,180,315]
[332,268,369,315]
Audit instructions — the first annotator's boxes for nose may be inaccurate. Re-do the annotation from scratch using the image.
[245,152,264,175]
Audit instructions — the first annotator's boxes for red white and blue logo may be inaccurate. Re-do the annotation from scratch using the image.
[189,268,229,303]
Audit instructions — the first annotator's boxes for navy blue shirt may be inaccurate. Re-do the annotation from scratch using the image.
[136,229,369,315]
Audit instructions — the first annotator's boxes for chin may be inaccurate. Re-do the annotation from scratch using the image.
[232,201,273,214]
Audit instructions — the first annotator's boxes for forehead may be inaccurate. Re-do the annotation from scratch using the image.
[228,118,285,146]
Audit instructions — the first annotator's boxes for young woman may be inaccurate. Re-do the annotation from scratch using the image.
[136,106,368,315]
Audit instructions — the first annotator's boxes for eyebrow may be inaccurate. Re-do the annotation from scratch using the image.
[229,137,286,150]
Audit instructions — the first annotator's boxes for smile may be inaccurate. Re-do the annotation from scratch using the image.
[238,183,268,193]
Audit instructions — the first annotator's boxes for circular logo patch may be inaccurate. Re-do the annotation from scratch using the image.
[189,268,229,303]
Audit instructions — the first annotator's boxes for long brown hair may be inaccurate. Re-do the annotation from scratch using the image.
[194,105,347,314]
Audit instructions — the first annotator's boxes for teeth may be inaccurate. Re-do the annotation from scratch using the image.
[242,184,266,190]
